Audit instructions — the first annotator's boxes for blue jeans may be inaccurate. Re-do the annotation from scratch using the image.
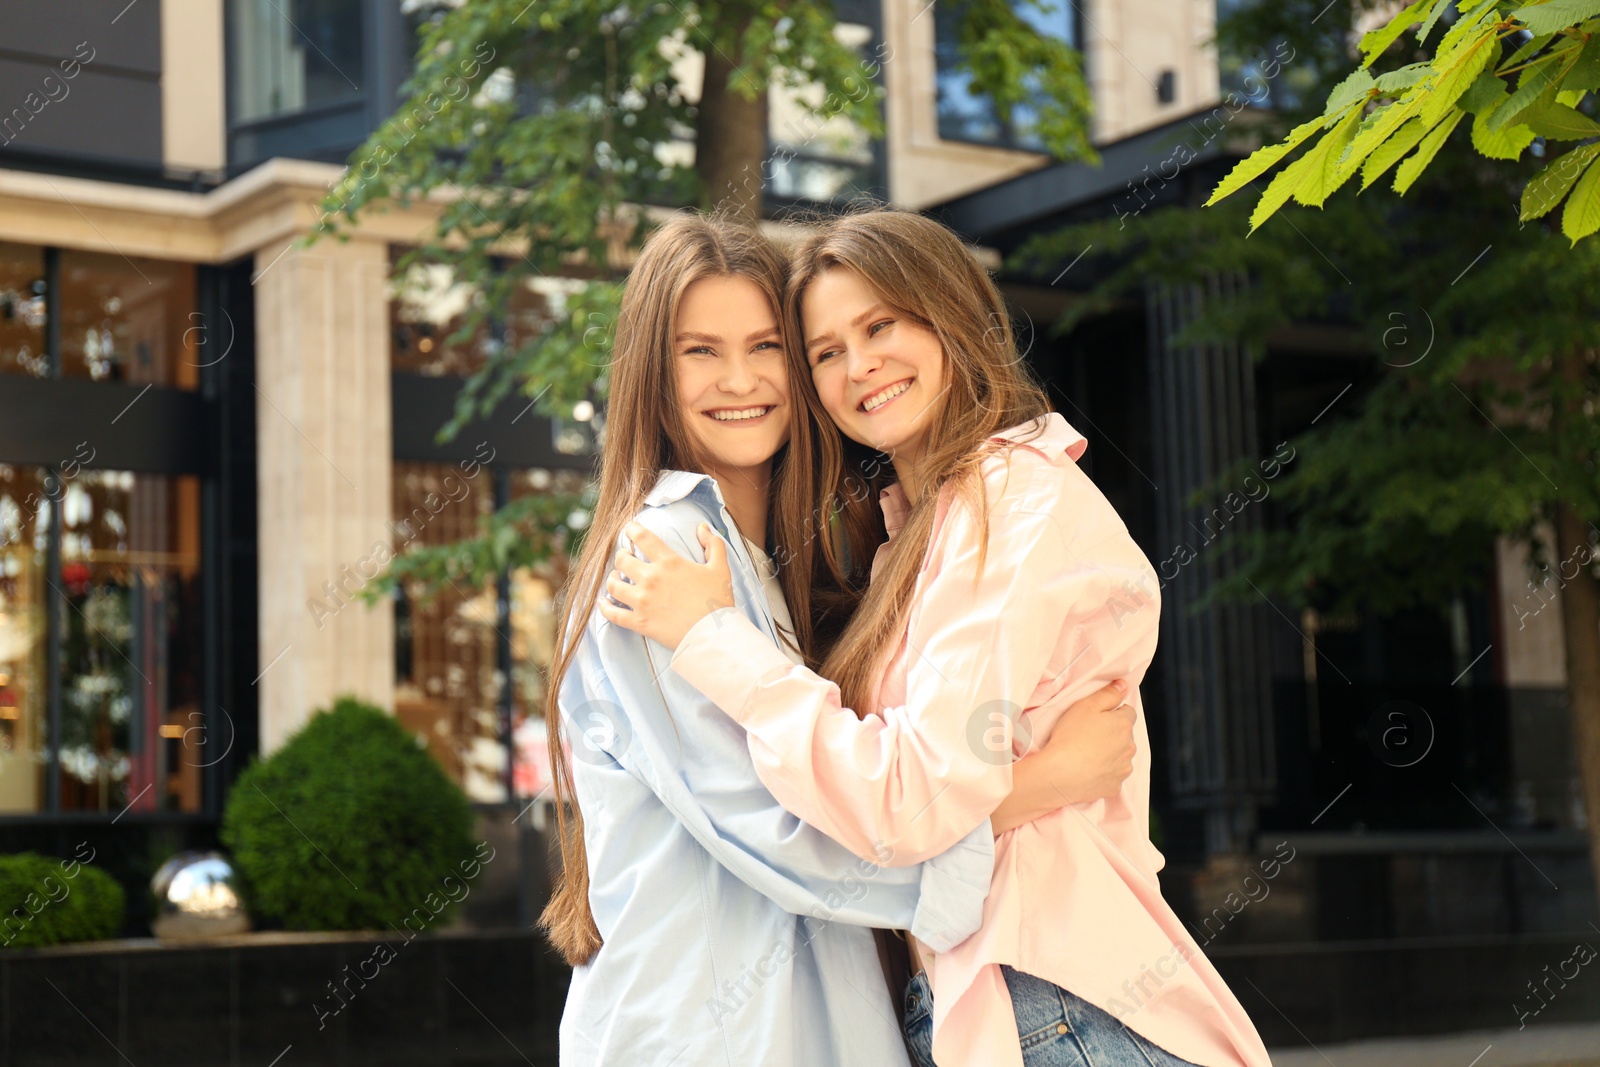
[901,966,1202,1067]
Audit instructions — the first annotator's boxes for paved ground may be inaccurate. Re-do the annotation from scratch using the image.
[1269,1022,1600,1066]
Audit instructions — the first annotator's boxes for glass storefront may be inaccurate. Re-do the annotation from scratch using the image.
[389,262,552,379]
[391,460,501,800]
[0,466,49,811]
[1,244,200,387]
[0,468,203,816]
[0,244,47,379]
[389,252,594,805]
[0,243,210,818]
[507,468,587,802]
[389,462,588,804]
[59,252,199,388]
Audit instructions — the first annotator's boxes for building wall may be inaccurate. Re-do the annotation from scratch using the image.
[1085,0,1222,144]
[161,0,227,175]
[1497,527,1570,687]
[0,160,457,756]
[7,0,1582,783]
[880,0,1224,209]
[0,0,163,166]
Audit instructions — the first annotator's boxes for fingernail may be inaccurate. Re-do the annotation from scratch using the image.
[1112,679,1128,692]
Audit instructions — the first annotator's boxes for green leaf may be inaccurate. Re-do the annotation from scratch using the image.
[1520,142,1600,218]
[1435,0,1502,57]
[1296,104,1370,207]
[1561,148,1600,242]
[1499,30,1557,70]
[1522,98,1600,136]
[1458,69,1508,113]
[1510,0,1600,35]
[1339,90,1428,176]
[1360,116,1433,188]
[1394,109,1465,193]
[1375,62,1435,93]
[1420,29,1500,126]
[1472,96,1541,157]
[1204,116,1324,206]
[1489,64,1564,130]
[1563,32,1600,89]
[1248,150,1311,232]
[1324,67,1378,118]
[1359,0,1439,67]
[1417,0,1462,46]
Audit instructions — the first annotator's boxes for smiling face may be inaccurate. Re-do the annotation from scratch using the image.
[675,273,791,486]
[801,267,946,477]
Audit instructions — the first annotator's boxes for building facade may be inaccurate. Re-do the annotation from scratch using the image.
[0,0,1590,997]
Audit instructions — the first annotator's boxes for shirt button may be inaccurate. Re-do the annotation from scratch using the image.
[1056,1024,1068,1035]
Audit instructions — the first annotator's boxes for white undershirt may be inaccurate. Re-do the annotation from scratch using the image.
[741,535,803,667]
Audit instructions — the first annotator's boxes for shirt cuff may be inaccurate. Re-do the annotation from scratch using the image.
[669,606,797,724]
[908,820,995,953]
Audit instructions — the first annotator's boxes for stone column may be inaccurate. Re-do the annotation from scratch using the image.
[253,233,394,752]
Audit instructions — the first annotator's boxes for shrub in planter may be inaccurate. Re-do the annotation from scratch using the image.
[0,851,125,948]
[221,695,477,931]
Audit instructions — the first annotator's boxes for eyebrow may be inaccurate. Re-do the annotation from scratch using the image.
[805,304,888,351]
[675,327,781,345]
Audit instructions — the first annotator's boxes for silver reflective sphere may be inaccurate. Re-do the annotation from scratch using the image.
[150,851,251,939]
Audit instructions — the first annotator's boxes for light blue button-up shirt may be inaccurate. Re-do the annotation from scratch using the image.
[556,469,995,1067]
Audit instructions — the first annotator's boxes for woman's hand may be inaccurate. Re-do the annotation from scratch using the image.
[990,681,1136,836]
[597,522,736,650]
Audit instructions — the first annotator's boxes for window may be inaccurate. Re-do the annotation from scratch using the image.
[390,261,552,379]
[389,464,589,805]
[506,468,588,801]
[934,0,1079,151]
[1,244,199,388]
[0,243,213,818]
[766,20,885,203]
[389,254,595,804]
[0,467,204,815]
[228,0,365,124]
[0,244,46,379]
[1215,0,1306,112]
[59,253,199,388]
[391,461,502,800]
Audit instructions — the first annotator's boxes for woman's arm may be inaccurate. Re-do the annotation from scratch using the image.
[588,504,994,951]
[990,681,1136,836]
[657,460,1160,865]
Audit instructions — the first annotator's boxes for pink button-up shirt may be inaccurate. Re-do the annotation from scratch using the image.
[668,413,1270,1067]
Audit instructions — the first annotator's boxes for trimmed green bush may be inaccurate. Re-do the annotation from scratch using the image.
[0,851,125,948]
[221,696,477,931]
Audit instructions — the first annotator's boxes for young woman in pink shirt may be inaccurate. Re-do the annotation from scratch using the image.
[601,209,1272,1067]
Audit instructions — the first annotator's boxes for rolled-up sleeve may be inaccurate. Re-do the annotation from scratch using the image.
[669,459,1091,865]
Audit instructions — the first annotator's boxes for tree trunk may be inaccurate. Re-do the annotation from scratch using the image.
[696,37,768,221]
[1554,501,1600,893]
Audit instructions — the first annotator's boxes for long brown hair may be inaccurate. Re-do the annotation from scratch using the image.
[782,208,1054,716]
[539,211,827,966]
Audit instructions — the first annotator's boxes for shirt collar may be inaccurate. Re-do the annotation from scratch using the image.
[644,469,723,509]
[878,483,911,540]
[875,413,1088,540]
[991,411,1088,462]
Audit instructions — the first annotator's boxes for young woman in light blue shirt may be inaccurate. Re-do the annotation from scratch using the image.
[540,212,1130,1067]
